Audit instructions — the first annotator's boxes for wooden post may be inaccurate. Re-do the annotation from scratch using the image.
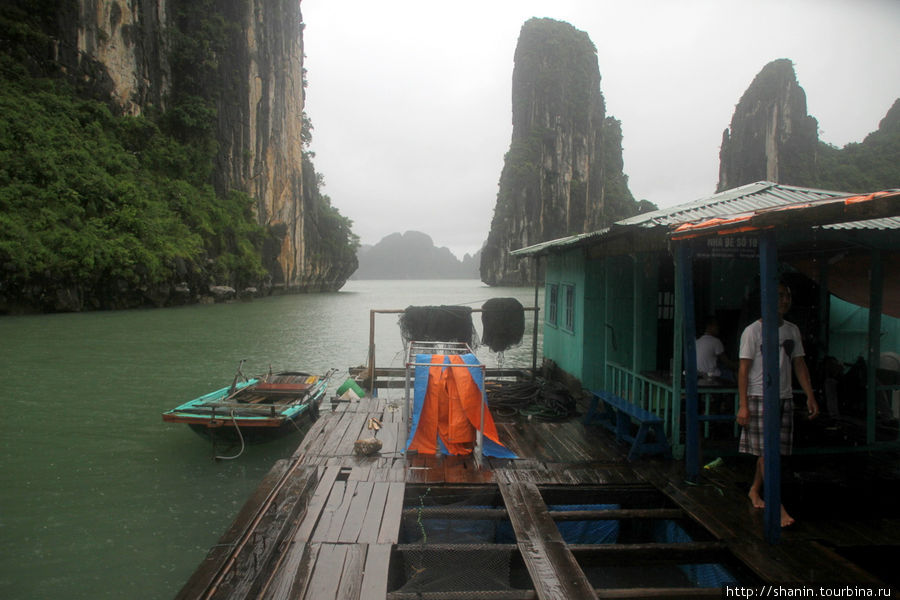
[603,258,612,391]
[368,309,376,392]
[817,259,830,367]
[677,243,700,482]
[532,260,540,379]
[632,255,642,377]
[759,230,781,544]
[671,254,684,459]
[866,250,884,445]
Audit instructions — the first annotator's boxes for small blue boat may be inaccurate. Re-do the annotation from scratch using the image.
[163,362,335,444]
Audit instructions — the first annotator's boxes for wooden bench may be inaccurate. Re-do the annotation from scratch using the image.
[583,390,671,461]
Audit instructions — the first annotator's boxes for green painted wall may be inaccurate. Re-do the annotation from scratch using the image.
[582,258,606,390]
[604,254,635,368]
[543,252,586,381]
[542,249,660,391]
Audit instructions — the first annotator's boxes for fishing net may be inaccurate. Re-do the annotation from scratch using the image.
[393,486,522,595]
[394,546,515,594]
[390,485,622,596]
[399,305,476,347]
[480,297,525,353]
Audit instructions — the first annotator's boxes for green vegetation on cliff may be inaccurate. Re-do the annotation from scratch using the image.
[813,98,900,192]
[0,69,266,311]
[0,0,266,311]
[0,1,358,311]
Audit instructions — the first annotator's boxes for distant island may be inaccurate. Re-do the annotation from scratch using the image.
[352,231,480,279]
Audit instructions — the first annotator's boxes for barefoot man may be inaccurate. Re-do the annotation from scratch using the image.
[736,282,818,527]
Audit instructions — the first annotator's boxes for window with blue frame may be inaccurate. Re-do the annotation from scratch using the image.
[547,283,559,326]
[563,283,575,332]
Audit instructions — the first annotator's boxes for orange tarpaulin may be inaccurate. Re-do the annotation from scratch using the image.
[406,354,515,457]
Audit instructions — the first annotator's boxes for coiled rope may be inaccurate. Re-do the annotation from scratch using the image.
[486,379,576,422]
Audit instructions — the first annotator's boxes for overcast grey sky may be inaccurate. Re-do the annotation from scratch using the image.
[300,0,900,259]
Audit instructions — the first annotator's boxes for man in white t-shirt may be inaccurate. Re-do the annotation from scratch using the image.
[736,283,818,527]
[696,317,736,381]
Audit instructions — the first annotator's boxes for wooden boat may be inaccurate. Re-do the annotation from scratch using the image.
[162,363,335,444]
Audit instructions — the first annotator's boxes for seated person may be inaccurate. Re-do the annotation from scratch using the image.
[696,316,737,382]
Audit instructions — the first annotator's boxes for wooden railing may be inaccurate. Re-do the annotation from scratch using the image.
[605,362,739,458]
[604,362,900,458]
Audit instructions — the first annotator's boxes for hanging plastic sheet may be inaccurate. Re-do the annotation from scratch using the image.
[406,353,516,458]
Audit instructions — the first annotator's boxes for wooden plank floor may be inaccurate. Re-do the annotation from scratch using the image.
[177,392,900,599]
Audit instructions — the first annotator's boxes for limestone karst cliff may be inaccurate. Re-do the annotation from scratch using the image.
[0,0,355,312]
[353,231,479,280]
[717,59,900,194]
[480,18,640,286]
[717,59,819,191]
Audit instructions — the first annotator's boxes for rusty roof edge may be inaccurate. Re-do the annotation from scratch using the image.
[669,189,900,240]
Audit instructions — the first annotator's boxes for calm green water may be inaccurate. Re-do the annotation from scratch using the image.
[0,280,539,599]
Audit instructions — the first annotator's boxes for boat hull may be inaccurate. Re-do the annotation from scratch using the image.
[163,370,331,444]
[184,404,319,444]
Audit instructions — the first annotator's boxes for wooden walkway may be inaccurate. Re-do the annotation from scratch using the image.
[176,392,899,599]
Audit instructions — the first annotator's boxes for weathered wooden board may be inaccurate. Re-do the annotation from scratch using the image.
[359,543,392,600]
[498,479,598,600]
[178,460,322,600]
[375,420,401,454]
[357,481,391,544]
[377,481,406,545]
[302,543,355,600]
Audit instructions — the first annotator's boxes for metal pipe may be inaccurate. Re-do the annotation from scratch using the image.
[403,352,411,453]
[478,364,486,464]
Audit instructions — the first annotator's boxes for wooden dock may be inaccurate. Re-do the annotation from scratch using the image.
[176,390,899,599]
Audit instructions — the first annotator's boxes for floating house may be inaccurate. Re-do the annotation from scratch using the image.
[512,181,900,541]
[177,183,900,597]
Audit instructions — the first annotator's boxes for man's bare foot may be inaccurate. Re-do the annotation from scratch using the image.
[748,489,765,509]
[781,505,795,527]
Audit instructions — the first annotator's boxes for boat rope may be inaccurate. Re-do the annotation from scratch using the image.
[214,410,245,461]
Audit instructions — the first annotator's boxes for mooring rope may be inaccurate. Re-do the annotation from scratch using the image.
[214,410,246,461]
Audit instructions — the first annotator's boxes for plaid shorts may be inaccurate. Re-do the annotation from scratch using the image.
[738,395,794,456]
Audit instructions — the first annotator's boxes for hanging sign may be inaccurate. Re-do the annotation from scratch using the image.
[694,235,759,259]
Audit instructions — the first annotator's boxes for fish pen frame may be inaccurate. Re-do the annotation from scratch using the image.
[364,304,541,390]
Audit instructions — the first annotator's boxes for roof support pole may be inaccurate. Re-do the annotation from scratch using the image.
[866,250,884,445]
[816,259,830,367]
[632,255,643,377]
[677,242,700,482]
[759,230,781,544]
[532,260,540,380]
[671,255,684,460]
[603,257,612,391]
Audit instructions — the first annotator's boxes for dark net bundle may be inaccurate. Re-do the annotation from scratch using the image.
[481,297,525,352]
[399,305,476,346]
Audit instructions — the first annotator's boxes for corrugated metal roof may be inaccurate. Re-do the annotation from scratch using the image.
[822,216,900,231]
[512,181,899,257]
[615,181,850,229]
[509,229,609,256]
